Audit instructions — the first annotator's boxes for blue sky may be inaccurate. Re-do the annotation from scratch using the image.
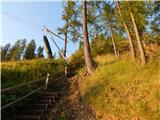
[1,1,79,57]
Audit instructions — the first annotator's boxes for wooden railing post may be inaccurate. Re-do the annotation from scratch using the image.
[65,67,67,79]
[45,73,49,89]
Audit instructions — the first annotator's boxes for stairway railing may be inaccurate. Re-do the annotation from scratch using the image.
[1,73,65,110]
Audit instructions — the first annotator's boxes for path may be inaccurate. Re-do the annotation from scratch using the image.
[57,76,97,120]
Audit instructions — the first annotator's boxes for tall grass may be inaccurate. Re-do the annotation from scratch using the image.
[1,59,66,88]
[80,57,160,120]
[1,59,66,106]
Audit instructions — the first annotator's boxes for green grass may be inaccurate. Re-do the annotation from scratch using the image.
[1,59,66,88]
[80,57,160,120]
[1,59,66,106]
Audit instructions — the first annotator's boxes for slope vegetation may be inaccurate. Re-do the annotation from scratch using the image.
[78,55,160,120]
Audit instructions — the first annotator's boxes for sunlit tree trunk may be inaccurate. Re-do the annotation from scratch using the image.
[116,1,135,61]
[130,12,146,64]
[109,23,118,58]
[82,1,97,75]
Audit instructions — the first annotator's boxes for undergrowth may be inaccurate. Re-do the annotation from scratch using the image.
[80,56,160,120]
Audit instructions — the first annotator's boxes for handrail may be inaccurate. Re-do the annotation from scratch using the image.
[1,74,65,110]
[1,76,47,94]
[47,75,65,85]
[1,85,45,110]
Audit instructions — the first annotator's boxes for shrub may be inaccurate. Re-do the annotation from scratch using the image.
[91,34,112,57]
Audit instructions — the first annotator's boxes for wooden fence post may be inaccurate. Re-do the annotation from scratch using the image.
[65,67,67,79]
[45,73,49,89]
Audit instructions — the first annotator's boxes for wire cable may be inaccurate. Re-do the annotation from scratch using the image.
[47,31,70,65]
[2,11,42,29]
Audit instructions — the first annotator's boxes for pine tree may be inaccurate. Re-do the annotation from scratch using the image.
[58,1,81,57]
[8,39,26,61]
[43,35,52,59]
[37,46,44,58]
[116,1,136,61]
[82,1,97,75]
[24,39,36,60]
[102,2,118,58]
[128,1,147,64]
[0,43,11,61]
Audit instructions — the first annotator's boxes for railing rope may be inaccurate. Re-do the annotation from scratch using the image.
[1,85,45,110]
[1,74,65,110]
[1,76,47,94]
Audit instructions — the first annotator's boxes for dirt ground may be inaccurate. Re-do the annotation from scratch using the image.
[55,76,96,120]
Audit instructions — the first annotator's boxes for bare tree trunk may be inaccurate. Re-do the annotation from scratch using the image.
[82,1,97,75]
[64,35,67,57]
[109,23,118,58]
[130,12,146,64]
[64,21,68,58]
[116,1,135,61]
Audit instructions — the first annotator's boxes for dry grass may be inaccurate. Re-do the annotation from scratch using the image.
[79,55,160,120]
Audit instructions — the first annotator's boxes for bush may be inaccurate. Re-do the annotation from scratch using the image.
[69,48,85,75]
[91,34,113,57]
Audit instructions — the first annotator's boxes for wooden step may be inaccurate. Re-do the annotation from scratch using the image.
[23,109,45,115]
[38,99,52,104]
[54,91,65,95]
[16,115,41,120]
[43,92,57,97]
[16,110,44,117]
[31,104,48,110]
[42,96,55,103]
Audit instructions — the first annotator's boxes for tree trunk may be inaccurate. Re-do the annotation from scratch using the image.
[64,35,67,57]
[109,23,118,58]
[82,1,97,75]
[130,12,146,64]
[116,1,135,61]
[64,22,68,58]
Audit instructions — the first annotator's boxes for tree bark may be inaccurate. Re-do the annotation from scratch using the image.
[130,12,146,64]
[109,23,118,58]
[64,35,67,57]
[116,1,135,61]
[82,1,97,75]
[64,21,68,58]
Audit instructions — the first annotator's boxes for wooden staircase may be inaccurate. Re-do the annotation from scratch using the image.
[2,79,69,120]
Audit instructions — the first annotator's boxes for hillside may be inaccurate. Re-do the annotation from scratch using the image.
[74,54,160,120]
[1,59,66,89]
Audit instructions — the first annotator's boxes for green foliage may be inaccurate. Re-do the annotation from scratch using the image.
[7,39,27,61]
[91,34,112,56]
[24,39,36,59]
[1,43,11,61]
[120,1,148,33]
[81,58,160,119]
[36,46,44,58]
[43,35,52,58]
[1,59,65,89]
[69,48,85,74]
[58,1,81,43]
[143,32,160,45]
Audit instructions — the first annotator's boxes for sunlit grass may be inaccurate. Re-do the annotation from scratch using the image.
[80,56,160,120]
[1,59,65,88]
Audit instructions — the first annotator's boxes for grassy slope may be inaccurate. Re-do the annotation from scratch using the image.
[79,54,160,120]
[1,59,66,106]
[1,59,65,88]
